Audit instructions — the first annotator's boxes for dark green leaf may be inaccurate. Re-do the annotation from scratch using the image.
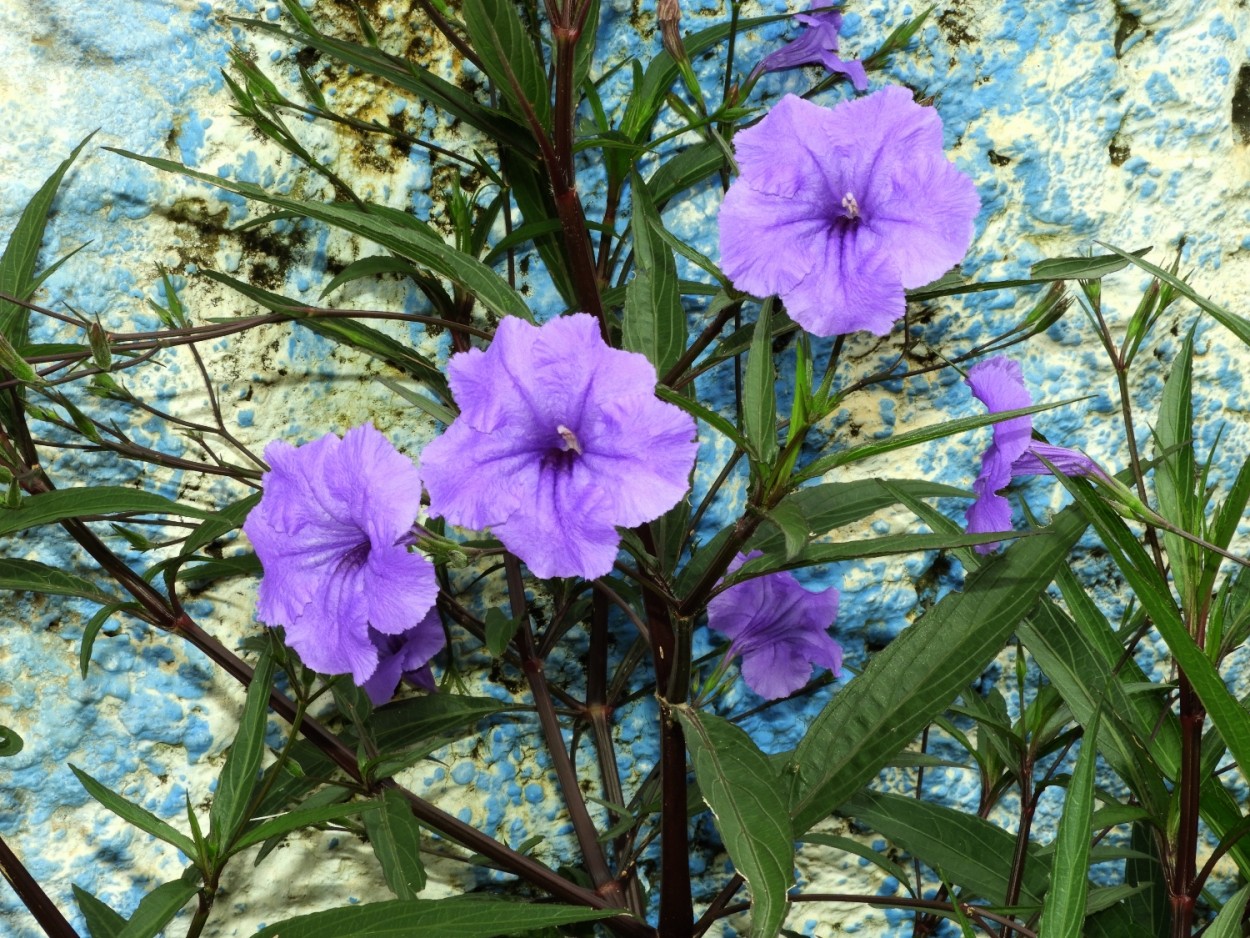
[231,799,368,853]
[370,695,512,751]
[656,384,750,452]
[622,172,685,377]
[743,299,778,464]
[252,897,625,938]
[210,651,276,851]
[1038,709,1099,936]
[72,884,126,938]
[676,709,793,938]
[178,493,262,560]
[763,500,808,562]
[1206,882,1250,938]
[114,877,198,938]
[364,789,427,899]
[1,487,214,536]
[648,141,728,206]
[320,255,420,298]
[1154,328,1197,602]
[1028,247,1150,280]
[0,131,95,348]
[0,724,23,757]
[461,0,550,126]
[0,557,121,606]
[111,152,533,323]
[80,603,136,680]
[483,608,522,657]
[841,790,1048,906]
[69,764,197,860]
[789,506,1086,834]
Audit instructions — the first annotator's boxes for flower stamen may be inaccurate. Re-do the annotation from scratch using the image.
[556,424,583,455]
[841,191,860,219]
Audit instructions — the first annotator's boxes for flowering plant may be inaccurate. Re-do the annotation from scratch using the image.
[3,2,1249,938]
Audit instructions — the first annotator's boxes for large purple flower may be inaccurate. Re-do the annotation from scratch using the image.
[420,314,698,580]
[718,88,980,337]
[708,553,842,700]
[966,357,1108,552]
[752,5,868,91]
[244,423,440,684]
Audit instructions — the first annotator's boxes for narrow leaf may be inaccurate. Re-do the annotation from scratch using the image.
[1,487,213,536]
[743,299,778,464]
[676,708,794,938]
[209,651,276,850]
[0,557,121,606]
[72,884,126,938]
[1037,709,1100,936]
[114,878,198,938]
[364,788,427,899]
[231,800,368,853]
[69,764,197,860]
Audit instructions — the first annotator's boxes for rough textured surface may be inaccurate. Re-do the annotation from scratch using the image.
[3,0,1250,936]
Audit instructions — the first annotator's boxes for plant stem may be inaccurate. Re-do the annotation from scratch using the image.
[0,834,80,938]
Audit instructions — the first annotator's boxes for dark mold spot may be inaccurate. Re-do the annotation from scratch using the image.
[1114,5,1140,58]
[1232,64,1250,144]
[1109,133,1131,165]
[987,149,1011,166]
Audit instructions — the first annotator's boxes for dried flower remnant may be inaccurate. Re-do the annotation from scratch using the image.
[708,553,842,700]
[244,423,440,685]
[718,87,980,337]
[965,357,1108,553]
[752,5,868,92]
[420,314,698,580]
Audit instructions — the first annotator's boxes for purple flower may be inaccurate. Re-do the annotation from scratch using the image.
[361,607,443,705]
[244,423,440,685]
[708,553,842,700]
[966,357,1109,552]
[753,6,868,92]
[718,88,980,337]
[420,314,698,580]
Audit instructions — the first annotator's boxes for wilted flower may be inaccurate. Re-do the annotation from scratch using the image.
[244,423,440,685]
[708,553,842,700]
[718,87,980,337]
[752,5,867,92]
[966,357,1108,552]
[420,314,698,580]
[361,607,443,705]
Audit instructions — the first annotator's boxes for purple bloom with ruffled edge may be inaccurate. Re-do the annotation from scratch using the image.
[707,553,842,700]
[718,88,980,337]
[244,423,440,685]
[752,5,868,91]
[361,607,442,705]
[966,358,1109,552]
[420,314,698,580]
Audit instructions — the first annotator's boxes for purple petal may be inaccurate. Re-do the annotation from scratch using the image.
[361,608,445,705]
[756,8,868,92]
[727,95,839,201]
[964,358,1033,554]
[420,418,531,531]
[708,554,842,700]
[1012,443,1110,481]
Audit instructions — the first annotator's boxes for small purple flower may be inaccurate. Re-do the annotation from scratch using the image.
[708,553,842,700]
[420,314,698,580]
[244,423,440,685]
[966,357,1109,552]
[361,607,443,705]
[753,5,868,92]
[718,88,980,337]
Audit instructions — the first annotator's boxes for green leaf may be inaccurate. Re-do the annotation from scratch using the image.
[209,651,276,851]
[1027,247,1150,281]
[1037,709,1099,937]
[0,724,23,757]
[0,131,95,349]
[200,269,451,397]
[72,884,127,938]
[648,140,728,206]
[68,764,197,860]
[80,603,137,679]
[111,152,533,324]
[483,607,522,657]
[252,897,625,938]
[656,384,750,452]
[114,877,198,938]
[763,500,808,562]
[749,480,967,555]
[0,557,121,606]
[794,399,1072,484]
[1154,327,1197,604]
[743,299,778,464]
[799,833,914,896]
[675,709,793,938]
[1206,882,1250,938]
[319,255,420,298]
[369,695,512,751]
[178,493,262,560]
[364,789,427,899]
[789,505,1087,834]
[622,172,685,377]
[841,790,1048,906]
[461,0,550,127]
[0,487,214,536]
[231,799,368,853]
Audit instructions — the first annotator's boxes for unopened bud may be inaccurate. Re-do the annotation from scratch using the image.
[88,323,112,371]
[658,0,687,64]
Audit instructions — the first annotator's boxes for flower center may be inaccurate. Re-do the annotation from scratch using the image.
[556,424,583,455]
[840,191,860,220]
